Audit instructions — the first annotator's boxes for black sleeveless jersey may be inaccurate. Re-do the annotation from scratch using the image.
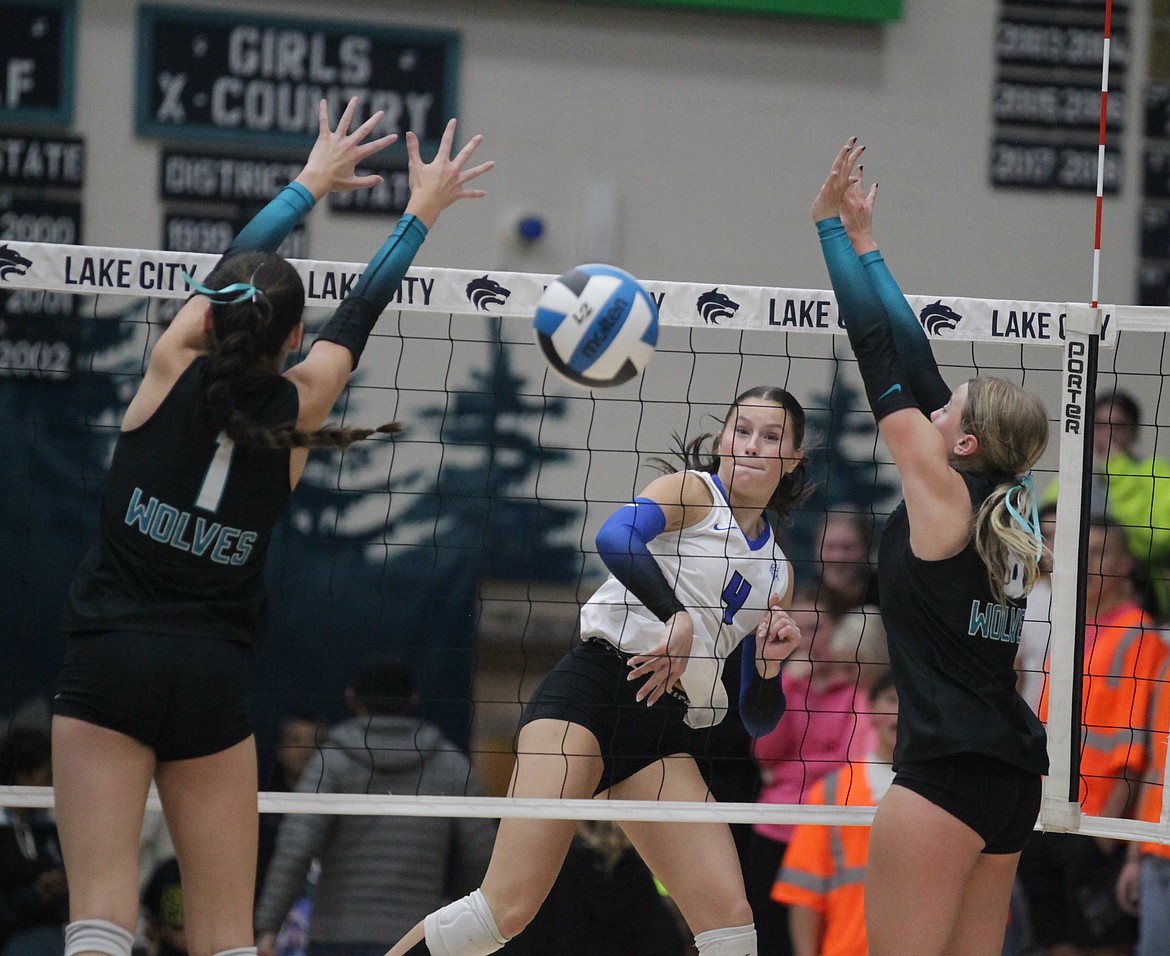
[62,357,298,646]
[877,472,1048,774]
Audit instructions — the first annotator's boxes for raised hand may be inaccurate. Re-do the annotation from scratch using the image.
[811,137,864,223]
[627,610,694,707]
[296,97,399,200]
[755,594,800,679]
[840,162,879,256]
[404,118,495,229]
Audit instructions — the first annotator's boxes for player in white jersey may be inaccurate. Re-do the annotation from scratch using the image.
[387,385,811,956]
[580,468,792,730]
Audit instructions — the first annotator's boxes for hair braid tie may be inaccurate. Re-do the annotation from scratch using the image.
[181,270,260,304]
[1003,473,1043,562]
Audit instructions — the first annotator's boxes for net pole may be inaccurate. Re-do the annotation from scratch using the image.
[1043,0,1113,828]
[1045,306,1097,830]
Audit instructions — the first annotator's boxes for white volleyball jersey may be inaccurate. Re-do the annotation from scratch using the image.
[578,470,790,729]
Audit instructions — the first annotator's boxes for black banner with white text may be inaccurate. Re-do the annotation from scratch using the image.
[135,5,459,154]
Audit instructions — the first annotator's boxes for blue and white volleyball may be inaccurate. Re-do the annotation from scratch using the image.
[534,264,658,389]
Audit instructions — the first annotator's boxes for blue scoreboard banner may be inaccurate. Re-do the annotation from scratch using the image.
[134,5,460,154]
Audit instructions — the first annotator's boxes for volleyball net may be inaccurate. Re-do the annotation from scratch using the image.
[1,238,1169,845]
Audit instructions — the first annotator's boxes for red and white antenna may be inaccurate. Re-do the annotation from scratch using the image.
[1090,0,1115,309]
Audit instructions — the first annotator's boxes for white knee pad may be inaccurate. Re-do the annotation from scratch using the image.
[694,923,757,955]
[424,890,508,956]
[212,948,257,956]
[65,920,134,956]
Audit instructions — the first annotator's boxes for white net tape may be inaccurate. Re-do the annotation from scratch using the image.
[0,238,1149,343]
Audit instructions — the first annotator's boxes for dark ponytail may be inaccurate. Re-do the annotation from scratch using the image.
[199,251,400,449]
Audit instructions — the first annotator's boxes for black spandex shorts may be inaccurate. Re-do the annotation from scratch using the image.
[894,751,1042,854]
[54,631,253,761]
[520,638,696,793]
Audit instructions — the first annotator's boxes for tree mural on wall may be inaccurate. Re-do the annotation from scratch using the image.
[255,317,581,750]
[3,303,895,752]
[786,348,899,583]
[390,321,581,582]
[1,303,580,755]
[0,293,147,710]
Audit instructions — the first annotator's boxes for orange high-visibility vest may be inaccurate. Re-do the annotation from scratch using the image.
[1040,602,1169,816]
[1135,658,1170,859]
[771,762,877,956]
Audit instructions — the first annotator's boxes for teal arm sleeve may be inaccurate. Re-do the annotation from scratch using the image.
[223,182,315,257]
[315,214,428,369]
[817,216,919,422]
[860,250,951,414]
[344,214,427,306]
[817,217,885,336]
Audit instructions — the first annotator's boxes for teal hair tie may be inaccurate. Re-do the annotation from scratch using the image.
[182,271,259,304]
[1004,473,1042,561]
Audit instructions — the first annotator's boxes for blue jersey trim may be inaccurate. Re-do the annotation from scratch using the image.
[710,473,772,552]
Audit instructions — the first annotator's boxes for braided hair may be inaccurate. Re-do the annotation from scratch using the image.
[649,384,813,522]
[200,251,399,449]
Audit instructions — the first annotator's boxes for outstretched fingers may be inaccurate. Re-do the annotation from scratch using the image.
[457,166,494,199]
[436,116,458,157]
[837,139,864,181]
[851,161,877,200]
[452,129,483,166]
[334,96,357,136]
[300,97,401,196]
[402,121,494,227]
[812,137,865,222]
[339,103,397,173]
[404,128,422,168]
[452,131,494,197]
[822,138,858,190]
[840,163,879,252]
[346,104,381,139]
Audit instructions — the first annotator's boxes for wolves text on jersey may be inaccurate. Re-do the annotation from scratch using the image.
[124,487,256,566]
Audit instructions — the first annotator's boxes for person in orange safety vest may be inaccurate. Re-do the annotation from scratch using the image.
[1020,520,1169,955]
[1116,656,1170,956]
[771,668,898,956]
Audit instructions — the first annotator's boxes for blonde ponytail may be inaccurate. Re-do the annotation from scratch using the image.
[962,377,1050,603]
[974,475,1047,604]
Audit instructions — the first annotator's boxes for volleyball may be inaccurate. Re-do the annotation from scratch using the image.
[534,263,659,389]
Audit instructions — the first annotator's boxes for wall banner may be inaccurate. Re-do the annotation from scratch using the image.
[0,132,84,187]
[0,0,76,125]
[989,1,1127,193]
[135,5,459,154]
[0,193,82,379]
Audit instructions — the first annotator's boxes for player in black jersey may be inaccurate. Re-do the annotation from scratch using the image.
[51,98,492,956]
[811,141,1050,956]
